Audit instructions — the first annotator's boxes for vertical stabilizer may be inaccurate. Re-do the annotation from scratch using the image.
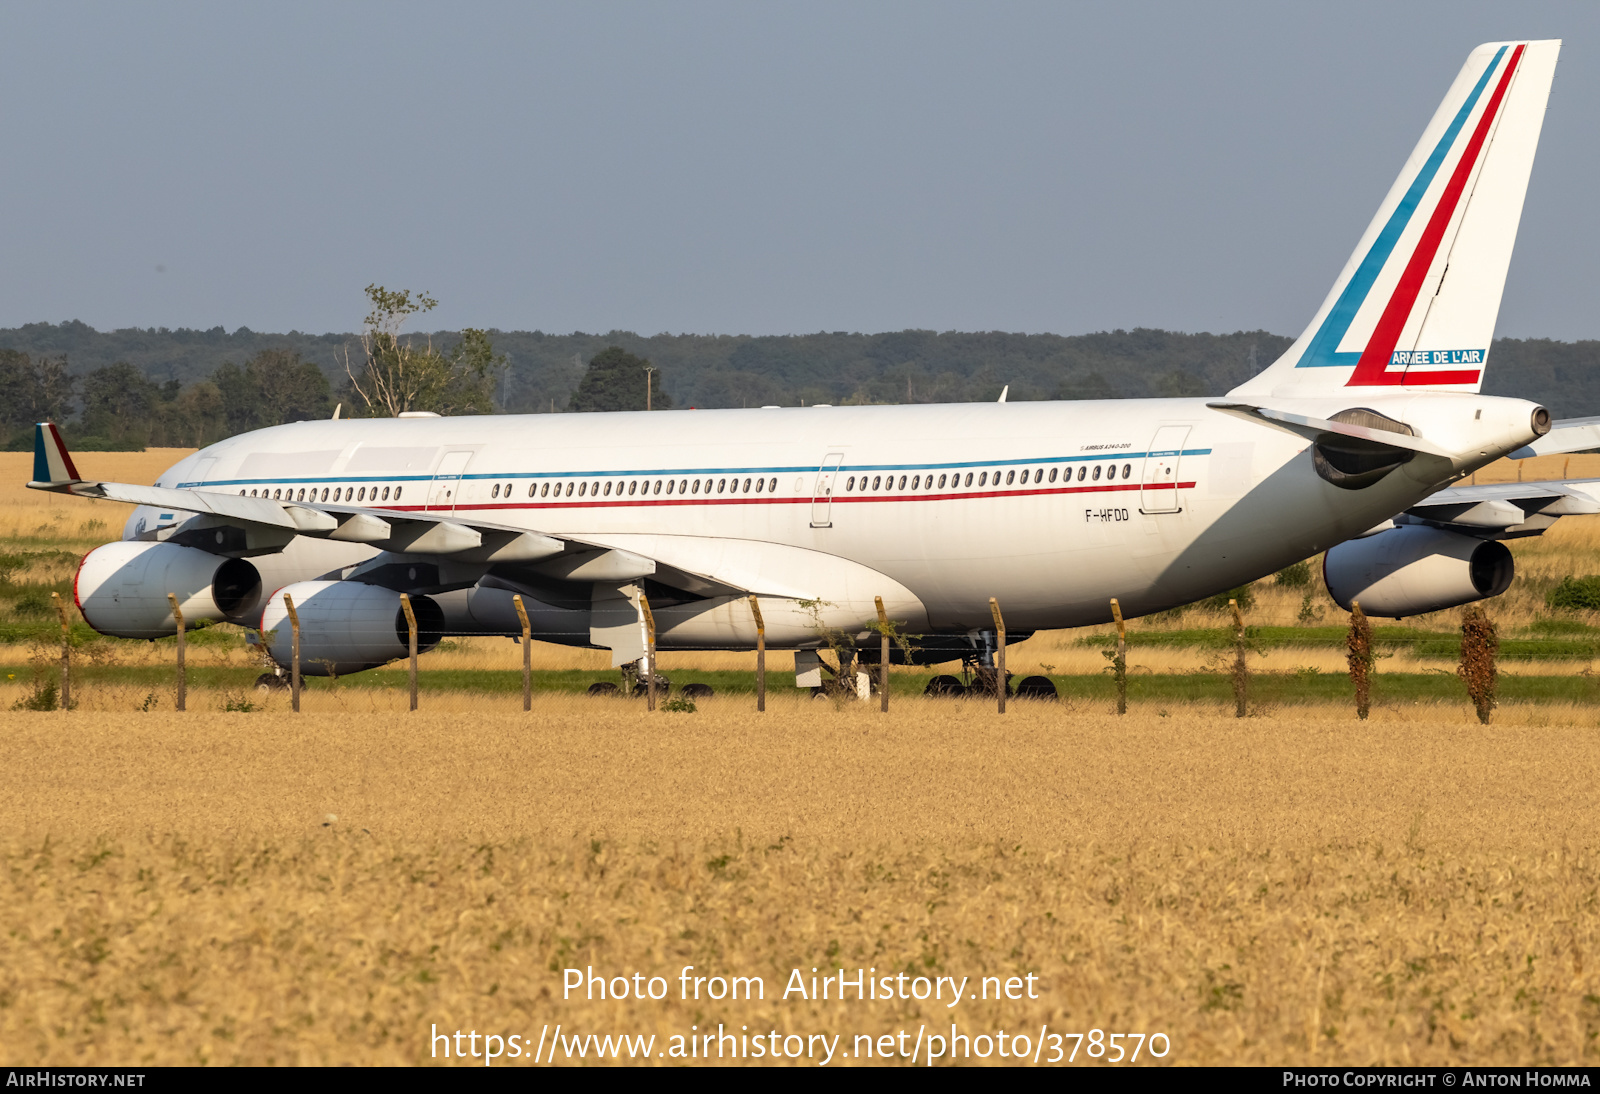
[1232,40,1559,399]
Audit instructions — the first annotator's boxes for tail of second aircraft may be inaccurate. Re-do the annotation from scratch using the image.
[1231,40,1559,401]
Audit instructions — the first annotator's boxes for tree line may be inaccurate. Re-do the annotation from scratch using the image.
[4,301,1600,449]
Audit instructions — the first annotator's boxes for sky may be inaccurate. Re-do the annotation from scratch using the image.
[3,1,1599,340]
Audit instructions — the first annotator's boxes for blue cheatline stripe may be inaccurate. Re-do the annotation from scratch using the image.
[1297,46,1507,368]
[178,449,1215,489]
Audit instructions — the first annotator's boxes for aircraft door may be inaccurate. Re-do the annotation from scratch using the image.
[427,450,475,512]
[811,453,845,528]
[1140,425,1190,514]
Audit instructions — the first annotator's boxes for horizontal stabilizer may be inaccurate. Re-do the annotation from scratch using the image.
[1206,401,1455,458]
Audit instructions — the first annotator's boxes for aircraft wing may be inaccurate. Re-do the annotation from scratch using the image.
[1393,477,1600,538]
[1508,415,1600,458]
[26,421,750,597]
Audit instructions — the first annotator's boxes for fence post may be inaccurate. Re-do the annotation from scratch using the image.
[640,592,657,711]
[400,593,418,712]
[283,593,302,712]
[1347,599,1372,720]
[1230,598,1247,718]
[1110,597,1127,715]
[167,593,186,712]
[989,597,1006,715]
[749,595,765,713]
[513,594,532,711]
[875,596,890,713]
[51,592,70,711]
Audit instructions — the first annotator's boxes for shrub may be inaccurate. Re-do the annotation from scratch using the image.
[661,696,697,713]
[1459,605,1498,725]
[12,679,58,711]
[1275,561,1312,588]
[1202,584,1255,614]
[11,593,51,618]
[1547,576,1600,612]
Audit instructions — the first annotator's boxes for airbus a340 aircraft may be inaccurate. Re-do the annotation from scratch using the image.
[34,39,1600,689]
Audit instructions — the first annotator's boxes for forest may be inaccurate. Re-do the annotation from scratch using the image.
[0,319,1596,449]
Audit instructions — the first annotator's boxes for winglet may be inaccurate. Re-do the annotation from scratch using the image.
[29,422,82,489]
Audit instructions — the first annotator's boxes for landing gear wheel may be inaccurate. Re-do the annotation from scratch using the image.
[679,682,715,699]
[1014,675,1059,701]
[631,675,672,699]
[254,673,289,692]
[587,682,621,697]
[924,675,965,697]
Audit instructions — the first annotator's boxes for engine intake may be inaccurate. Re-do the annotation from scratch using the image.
[261,580,444,675]
[1323,526,1513,618]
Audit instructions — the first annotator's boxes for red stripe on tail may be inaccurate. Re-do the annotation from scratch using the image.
[1346,43,1525,387]
[47,422,81,481]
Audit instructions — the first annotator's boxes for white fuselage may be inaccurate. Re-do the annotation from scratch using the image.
[123,393,1540,647]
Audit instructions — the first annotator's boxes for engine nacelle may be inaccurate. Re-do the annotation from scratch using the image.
[1323,526,1514,618]
[261,580,444,675]
[76,541,262,638]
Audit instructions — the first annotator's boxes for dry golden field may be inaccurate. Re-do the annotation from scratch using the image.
[4,701,1600,1067]
[5,452,1600,1066]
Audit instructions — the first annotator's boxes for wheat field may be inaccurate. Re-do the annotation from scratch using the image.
[5,451,1600,1067]
[4,700,1600,1066]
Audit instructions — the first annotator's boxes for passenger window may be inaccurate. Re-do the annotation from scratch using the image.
[1092,466,1102,481]
[1048,468,1057,483]
[691,480,700,495]
[1123,463,1132,479]
[504,482,511,496]
[754,478,763,493]
[394,486,402,500]
[768,478,777,492]
[579,482,587,497]
[910,475,919,490]
[847,476,855,490]
[382,487,391,501]
[718,478,727,493]
[1107,465,1117,480]
[980,472,989,487]
[683,480,691,494]
[665,480,675,495]
[493,483,501,499]
[869,475,878,490]
[1077,466,1087,482]
[742,478,751,492]
[937,474,946,488]
[653,480,661,495]
[1005,470,1014,485]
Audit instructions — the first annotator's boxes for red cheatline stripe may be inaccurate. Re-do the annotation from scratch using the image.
[48,422,80,480]
[385,480,1197,514]
[1347,42,1525,388]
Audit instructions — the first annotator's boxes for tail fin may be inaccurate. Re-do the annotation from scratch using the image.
[1232,40,1559,400]
[29,422,82,489]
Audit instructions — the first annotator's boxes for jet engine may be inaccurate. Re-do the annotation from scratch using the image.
[76,541,263,638]
[1322,525,1514,618]
[261,580,445,675]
